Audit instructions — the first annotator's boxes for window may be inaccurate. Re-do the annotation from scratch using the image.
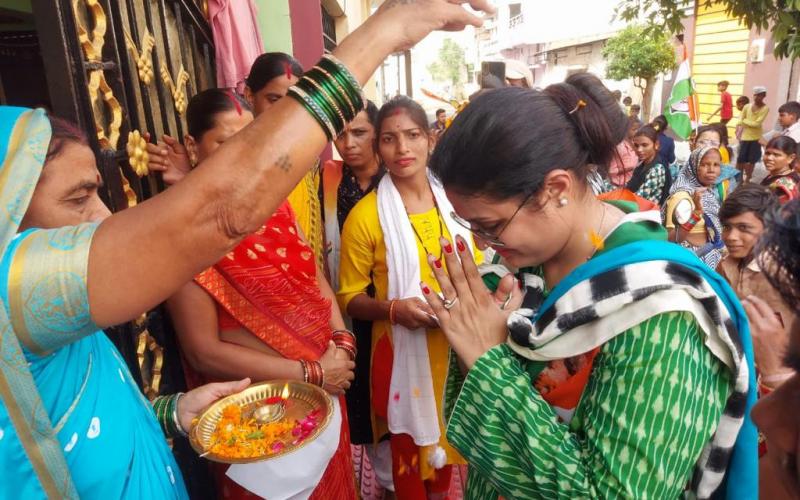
[321,6,337,53]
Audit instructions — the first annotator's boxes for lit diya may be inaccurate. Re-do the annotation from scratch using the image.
[190,380,333,464]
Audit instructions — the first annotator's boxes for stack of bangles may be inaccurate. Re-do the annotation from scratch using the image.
[152,392,188,439]
[300,359,325,387]
[332,329,357,361]
[287,54,364,140]
[680,211,703,232]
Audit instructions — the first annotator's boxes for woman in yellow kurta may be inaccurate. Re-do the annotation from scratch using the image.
[337,96,479,499]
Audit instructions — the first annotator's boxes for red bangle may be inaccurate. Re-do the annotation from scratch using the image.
[332,330,357,361]
[388,300,397,324]
[680,212,702,232]
[302,359,324,387]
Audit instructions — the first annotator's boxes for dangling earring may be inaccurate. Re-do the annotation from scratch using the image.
[558,197,569,207]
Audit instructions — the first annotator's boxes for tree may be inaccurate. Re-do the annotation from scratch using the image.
[427,38,467,96]
[615,0,800,60]
[602,25,676,119]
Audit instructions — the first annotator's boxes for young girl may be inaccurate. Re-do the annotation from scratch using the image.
[664,146,735,269]
[761,135,799,204]
[337,96,479,499]
[625,125,671,205]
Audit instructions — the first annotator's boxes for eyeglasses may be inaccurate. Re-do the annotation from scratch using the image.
[696,139,721,148]
[449,192,535,247]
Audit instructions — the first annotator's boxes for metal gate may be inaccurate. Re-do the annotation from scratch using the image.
[30,0,217,495]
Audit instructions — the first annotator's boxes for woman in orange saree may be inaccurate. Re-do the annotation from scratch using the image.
[166,89,357,500]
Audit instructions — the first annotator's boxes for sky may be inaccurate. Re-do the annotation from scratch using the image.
[517,0,626,43]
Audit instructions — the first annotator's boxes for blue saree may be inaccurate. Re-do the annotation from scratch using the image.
[0,106,188,498]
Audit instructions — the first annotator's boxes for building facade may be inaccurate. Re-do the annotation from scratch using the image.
[662,0,800,138]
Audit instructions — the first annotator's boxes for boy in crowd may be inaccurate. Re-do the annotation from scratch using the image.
[717,184,794,389]
[778,101,800,142]
[737,86,769,182]
[708,80,734,125]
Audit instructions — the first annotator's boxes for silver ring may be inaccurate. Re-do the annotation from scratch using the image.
[501,293,513,310]
[443,297,459,310]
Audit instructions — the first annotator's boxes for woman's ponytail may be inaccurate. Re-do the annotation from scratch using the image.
[543,73,628,172]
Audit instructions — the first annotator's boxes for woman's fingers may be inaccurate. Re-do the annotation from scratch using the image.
[495,273,523,311]
[211,378,251,397]
[454,235,490,299]
[439,237,473,302]
[427,253,458,302]
[745,295,776,319]
[420,281,448,319]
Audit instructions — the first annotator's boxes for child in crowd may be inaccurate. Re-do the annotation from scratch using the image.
[717,185,795,500]
[737,86,769,182]
[708,80,733,125]
[777,101,800,142]
[734,95,749,141]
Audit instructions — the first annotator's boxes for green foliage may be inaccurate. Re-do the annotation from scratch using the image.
[603,25,676,85]
[615,0,800,60]
[427,38,467,88]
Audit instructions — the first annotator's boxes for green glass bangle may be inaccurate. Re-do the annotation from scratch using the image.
[320,55,363,108]
[296,78,344,133]
[308,72,352,125]
[295,82,341,136]
[308,67,356,120]
[301,75,346,130]
[318,56,363,114]
[310,66,356,117]
[288,87,337,139]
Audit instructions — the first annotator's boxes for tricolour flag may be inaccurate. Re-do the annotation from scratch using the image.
[664,46,699,139]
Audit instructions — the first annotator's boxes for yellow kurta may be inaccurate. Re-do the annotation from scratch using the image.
[287,168,324,269]
[337,191,481,470]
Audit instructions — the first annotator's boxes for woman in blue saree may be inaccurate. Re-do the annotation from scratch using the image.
[0,3,494,497]
[0,108,252,498]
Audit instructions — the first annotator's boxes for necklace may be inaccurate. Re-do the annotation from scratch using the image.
[404,197,445,262]
[586,203,609,261]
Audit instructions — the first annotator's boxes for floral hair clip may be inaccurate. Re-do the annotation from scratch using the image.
[568,99,587,115]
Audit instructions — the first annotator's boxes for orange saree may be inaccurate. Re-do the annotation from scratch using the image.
[194,201,356,500]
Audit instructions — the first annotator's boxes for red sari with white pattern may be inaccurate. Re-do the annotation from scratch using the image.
[192,201,356,500]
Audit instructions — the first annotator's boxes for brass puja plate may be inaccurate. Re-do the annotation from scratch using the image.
[189,380,333,464]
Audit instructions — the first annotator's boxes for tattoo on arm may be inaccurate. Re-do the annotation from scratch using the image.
[276,154,292,173]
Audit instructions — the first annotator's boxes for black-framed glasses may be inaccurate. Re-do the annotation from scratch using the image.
[449,191,535,248]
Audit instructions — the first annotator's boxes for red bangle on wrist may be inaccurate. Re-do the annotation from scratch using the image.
[388,300,398,324]
[332,329,357,361]
[300,359,325,387]
[680,212,702,232]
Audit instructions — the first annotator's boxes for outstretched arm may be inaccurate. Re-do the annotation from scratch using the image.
[86,1,493,328]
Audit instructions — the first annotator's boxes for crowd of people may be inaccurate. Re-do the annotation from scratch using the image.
[1,0,799,498]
